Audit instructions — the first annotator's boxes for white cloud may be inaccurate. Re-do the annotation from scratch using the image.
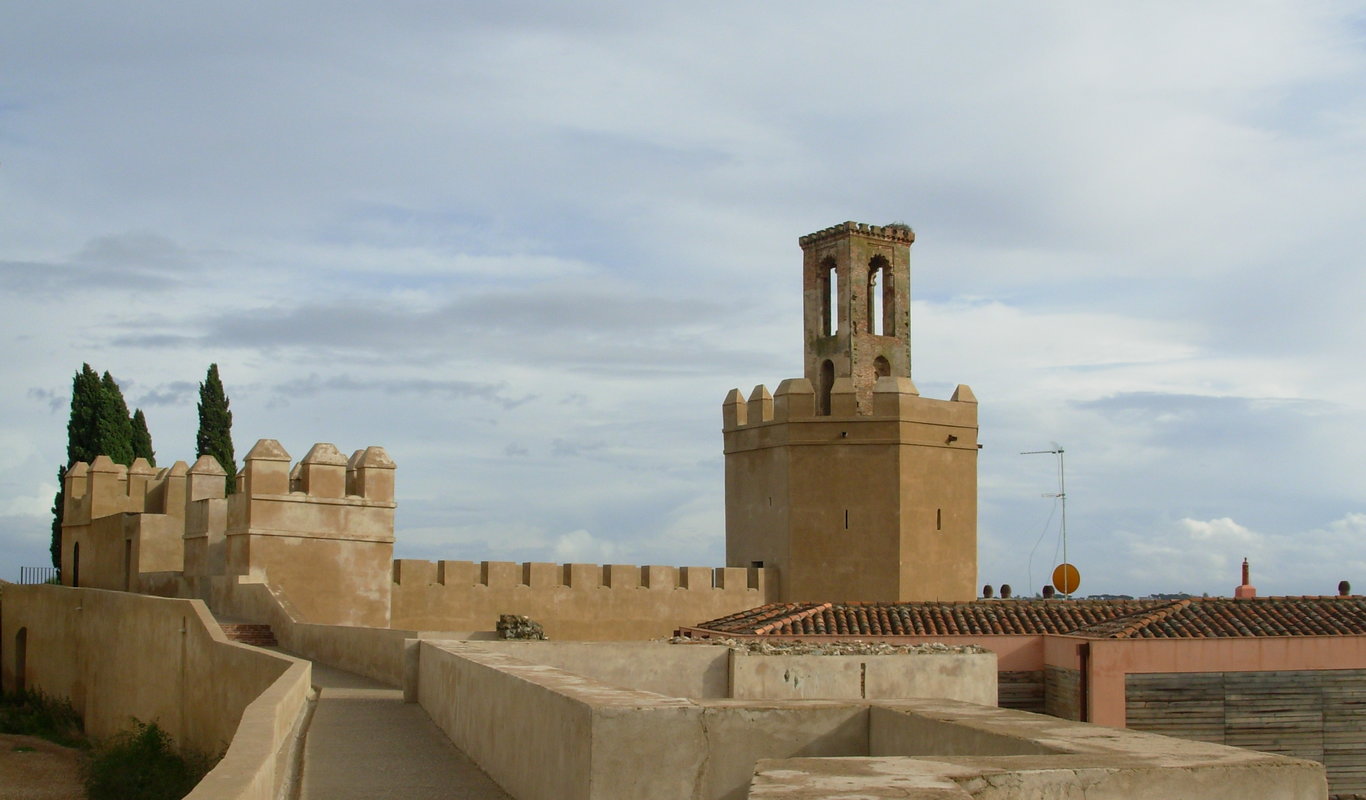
[553,529,620,564]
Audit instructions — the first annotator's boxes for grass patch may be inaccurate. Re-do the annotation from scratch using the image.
[84,720,216,800]
[0,689,87,748]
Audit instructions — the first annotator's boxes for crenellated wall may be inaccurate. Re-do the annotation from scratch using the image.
[61,455,212,592]
[224,440,396,628]
[60,438,773,638]
[61,439,397,628]
[390,559,778,639]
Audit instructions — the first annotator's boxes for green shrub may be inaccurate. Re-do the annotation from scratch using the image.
[84,720,215,800]
[0,689,86,748]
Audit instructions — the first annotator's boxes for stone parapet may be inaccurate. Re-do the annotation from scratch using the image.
[390,559,777,639]
[723,376,977,432]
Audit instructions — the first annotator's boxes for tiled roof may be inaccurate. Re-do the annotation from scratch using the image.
[689,597,1366,639]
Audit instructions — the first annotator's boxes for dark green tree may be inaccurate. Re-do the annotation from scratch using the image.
[130,409,155,466]
[65,363,104,464]
[50,365,146,568]
[50,467,65,568]
[96,371,135,466]
[196,363,237,494]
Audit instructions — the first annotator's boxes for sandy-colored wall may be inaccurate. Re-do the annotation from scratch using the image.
[417,640,1328,800]
[227,533,392,627]
[723,378,978,604]
[209,577,478,688]
[391,559,777,640]
[477,641,730,698]
[728,650,996,705]
[416,640,872,800]
[0,583,312,800]
[867,704,1060,757]
[418,641,694,800]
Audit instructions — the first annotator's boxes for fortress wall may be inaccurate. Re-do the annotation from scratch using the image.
[215,579,483,688]
[0,583,311,800]
[390,560,778,639]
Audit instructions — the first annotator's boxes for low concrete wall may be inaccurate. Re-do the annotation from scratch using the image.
[728,650,995,705]
[755,699,1328,799]
[479,641,731,698]
[417,640,877,800]
[416,640,1329,800]
[418,640,703,800]
[0,583,312,800]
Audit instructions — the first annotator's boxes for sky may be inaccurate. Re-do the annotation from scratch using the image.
[3,2,1366,598]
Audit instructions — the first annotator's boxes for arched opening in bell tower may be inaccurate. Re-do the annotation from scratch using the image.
[819,257,837,336]
[867,255,892,336]
[818,359,834,416]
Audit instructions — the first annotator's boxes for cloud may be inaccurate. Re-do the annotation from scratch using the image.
[73,232,194,271]
[26,387,64,413]
[551,439,606,459]
[133,381,199,408]
[1109,513,1366,597]
[552,529,620,563]
[0,233,199,295]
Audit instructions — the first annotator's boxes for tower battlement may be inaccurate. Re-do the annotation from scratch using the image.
[62,456,198,527]
[723,377,977,432]
[238,439,396,506]
[798,220,915,248]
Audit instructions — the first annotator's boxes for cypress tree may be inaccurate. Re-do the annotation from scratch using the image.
[66,363,104,464]
[130,409,156,467]
[97,371,135,466]
[51,365,147,568]
[196,363,237,494]
[53,365,101,567]
[50,466,64,568]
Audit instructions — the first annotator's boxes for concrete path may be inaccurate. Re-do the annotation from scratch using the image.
[297,660,510,800]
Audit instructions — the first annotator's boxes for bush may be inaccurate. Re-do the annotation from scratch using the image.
[84,720,215,800]
[0,689,86,748]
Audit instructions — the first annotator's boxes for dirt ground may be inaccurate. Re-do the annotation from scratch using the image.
[0,734,85,800]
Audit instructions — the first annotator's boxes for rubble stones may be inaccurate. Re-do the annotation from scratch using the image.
[669,636,985,656]
[496,614,547,640]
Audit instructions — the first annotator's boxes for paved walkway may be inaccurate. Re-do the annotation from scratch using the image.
[298,660,510,800]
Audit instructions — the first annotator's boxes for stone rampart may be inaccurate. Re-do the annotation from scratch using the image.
[391,559,777,639]
[224,440,396,627]
[0,583,311,800]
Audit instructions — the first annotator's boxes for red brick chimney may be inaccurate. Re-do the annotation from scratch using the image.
[1234,557,1256,599]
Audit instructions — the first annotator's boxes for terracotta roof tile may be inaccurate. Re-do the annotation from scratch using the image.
[690,597,1366,639]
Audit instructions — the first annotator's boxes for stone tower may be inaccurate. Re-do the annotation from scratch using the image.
[724,221,979,603]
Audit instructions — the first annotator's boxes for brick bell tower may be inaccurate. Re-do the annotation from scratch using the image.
[723,221,979,603]
[803,221,914,415]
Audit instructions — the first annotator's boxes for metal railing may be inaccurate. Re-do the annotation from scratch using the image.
[16,566,59,584]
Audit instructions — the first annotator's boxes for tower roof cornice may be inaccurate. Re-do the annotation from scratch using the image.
[799,221,915,248]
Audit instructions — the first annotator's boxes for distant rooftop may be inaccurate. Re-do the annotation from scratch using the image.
[685,596,1366,639]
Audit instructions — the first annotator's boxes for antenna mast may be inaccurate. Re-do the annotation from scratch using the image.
[1022,445,1069,597]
